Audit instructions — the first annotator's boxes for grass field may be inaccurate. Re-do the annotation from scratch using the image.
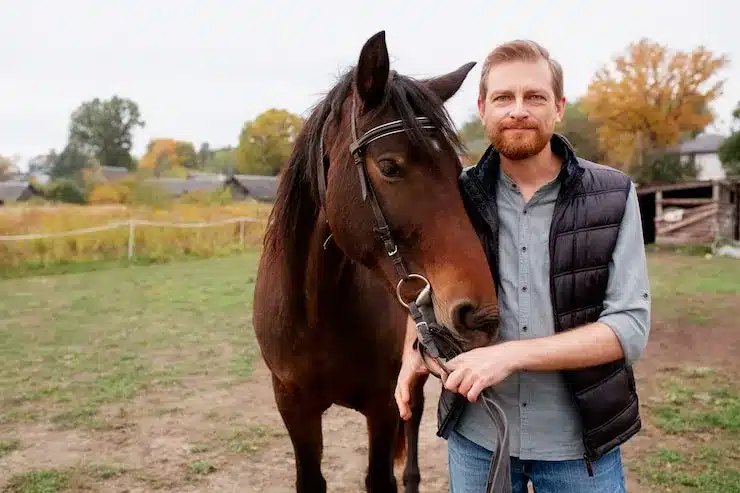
[0,249,738,492]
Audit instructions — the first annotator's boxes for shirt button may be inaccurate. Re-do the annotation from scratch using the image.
[523,209,528,215]
[522,286,527,292]
[522,402,528,407]
[521,246,527,252]
[522,326,528,331]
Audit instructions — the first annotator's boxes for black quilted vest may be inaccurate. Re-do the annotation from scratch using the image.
[438,134,641,466]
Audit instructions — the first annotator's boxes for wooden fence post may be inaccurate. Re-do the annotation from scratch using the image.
[128,220,135,259]
[239,220,245,245]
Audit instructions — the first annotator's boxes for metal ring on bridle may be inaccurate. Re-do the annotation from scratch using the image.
[395,273,431,308]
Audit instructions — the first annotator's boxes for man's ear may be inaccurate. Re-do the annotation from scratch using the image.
[554,96,567,123]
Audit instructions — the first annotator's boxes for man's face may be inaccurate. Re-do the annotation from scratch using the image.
[477,59,565,160]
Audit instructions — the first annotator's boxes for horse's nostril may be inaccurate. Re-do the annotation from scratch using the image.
[451,300,476,332]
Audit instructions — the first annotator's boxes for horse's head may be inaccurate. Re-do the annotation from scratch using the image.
[317,31,499,351]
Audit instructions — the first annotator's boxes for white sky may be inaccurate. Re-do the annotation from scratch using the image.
[2,0,738,170]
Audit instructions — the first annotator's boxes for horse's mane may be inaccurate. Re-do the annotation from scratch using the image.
[263,65,464,312]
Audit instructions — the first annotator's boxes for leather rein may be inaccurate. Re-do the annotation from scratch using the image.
[317,91,512,493]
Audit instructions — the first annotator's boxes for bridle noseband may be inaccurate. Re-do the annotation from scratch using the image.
[316,89,512,493]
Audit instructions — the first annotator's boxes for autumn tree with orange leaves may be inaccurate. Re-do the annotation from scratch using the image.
[138,138,198,176]
[581,39,729,173]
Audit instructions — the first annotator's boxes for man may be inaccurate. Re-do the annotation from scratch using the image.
[395,40,651,492]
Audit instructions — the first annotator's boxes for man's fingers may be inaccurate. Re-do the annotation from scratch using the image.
[467,380,486,402]
[457,372,476,398]
[443,368,465,392]
[395,375,410,420]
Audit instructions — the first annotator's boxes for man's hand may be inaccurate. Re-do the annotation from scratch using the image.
[442,342,520,403]
[394,344,430,421]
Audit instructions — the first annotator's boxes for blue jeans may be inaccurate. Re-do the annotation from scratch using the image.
[447,430,627,493]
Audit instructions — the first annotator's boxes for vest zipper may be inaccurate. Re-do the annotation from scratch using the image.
[583,454,594,477]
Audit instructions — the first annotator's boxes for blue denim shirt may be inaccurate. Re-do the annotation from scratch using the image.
[453,165,651,460]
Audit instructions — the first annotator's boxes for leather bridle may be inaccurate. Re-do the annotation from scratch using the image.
[316,89,512,493]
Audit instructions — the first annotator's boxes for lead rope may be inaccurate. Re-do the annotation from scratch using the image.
[407,285,512,493]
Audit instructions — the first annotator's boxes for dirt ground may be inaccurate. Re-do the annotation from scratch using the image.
[2,313,737,493]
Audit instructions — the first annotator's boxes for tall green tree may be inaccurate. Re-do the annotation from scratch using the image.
[555,100,606,163]
[718,101,740,177]
[68,95,145,170]
[236,108,303,175]
[49,144,95,183]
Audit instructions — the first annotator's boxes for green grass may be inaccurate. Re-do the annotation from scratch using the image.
[3,470,72,493]
[1,248,738,491]
[0,250,262,427]
[649,366,740,434]
[647,251,740,298]
[3,464,129,493]
[647,251,740,325]
[0,438,20,457]
[632,365,740,492]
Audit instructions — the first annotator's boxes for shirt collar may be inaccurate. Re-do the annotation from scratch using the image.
[472,133,584,196]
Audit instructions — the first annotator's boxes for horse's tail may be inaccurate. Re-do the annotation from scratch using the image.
[394,416,407,464]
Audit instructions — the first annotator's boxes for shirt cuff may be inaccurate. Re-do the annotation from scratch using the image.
[599,309,650,365]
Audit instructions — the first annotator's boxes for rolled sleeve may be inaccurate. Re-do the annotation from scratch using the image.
[598,181,652,365]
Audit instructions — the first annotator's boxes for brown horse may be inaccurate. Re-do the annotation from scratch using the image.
[252,31,500,493]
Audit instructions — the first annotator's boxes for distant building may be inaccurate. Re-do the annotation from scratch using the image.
[144,173,279,202]
[99,165,130,181]
[0,181,41,205]
[225,174,279,202]
[673,133,728,181]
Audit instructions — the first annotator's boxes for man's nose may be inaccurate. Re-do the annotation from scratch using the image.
[509,98,528,118]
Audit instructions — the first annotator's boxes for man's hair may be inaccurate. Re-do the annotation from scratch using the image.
[478,39,564,102]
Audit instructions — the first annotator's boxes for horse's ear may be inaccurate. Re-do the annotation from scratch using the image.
[355,30,390,109]
[424,62,477,102]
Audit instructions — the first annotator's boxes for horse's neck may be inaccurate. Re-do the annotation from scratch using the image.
[304,216,351,327]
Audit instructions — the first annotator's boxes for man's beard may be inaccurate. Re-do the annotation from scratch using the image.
[488,121,550,160]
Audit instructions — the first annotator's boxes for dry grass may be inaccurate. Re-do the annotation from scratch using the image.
[0,202,272,267]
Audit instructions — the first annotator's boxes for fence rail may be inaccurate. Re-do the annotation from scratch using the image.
[0,216,263,259]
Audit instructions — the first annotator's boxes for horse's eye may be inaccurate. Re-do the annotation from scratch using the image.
[377,159,402,179]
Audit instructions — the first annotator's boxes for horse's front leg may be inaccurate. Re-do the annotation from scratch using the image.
[402,373,427,493]
[364,399,402,493]
[272,374,327,493]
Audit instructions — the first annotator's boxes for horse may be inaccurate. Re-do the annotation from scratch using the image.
[252,30,501,493]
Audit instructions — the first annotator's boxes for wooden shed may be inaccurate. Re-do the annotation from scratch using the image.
[637,179,739,245]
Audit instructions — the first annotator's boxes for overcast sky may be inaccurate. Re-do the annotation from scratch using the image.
[2,0,738,169]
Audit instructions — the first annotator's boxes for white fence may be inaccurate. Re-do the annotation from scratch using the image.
[0,216,262,259]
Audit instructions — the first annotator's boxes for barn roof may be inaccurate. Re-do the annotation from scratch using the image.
[0,181,35,201]
[675,133,726,154]
[145,175,226,196]
[228,174,279,201]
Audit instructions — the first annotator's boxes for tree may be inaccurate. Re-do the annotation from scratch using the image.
[0,155,19,181]
[27,151,58,176]
[718,101,740,177]
[197,142,211,169]
[139,138,198,175]
[68,95,145,170]
[581,39,729,171]
[555,100,607,163]
[49,144,95,183]
[456,115,489,163]
[236,108,303,175]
